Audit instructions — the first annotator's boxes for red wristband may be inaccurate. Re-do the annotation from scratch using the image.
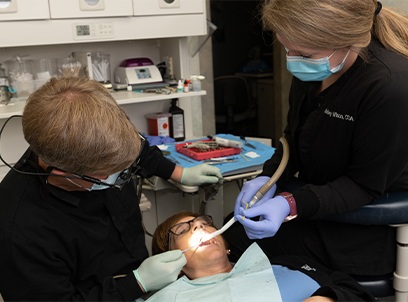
[278,192,297,219]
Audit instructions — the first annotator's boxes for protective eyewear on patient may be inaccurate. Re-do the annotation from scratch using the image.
[168,215,214,236]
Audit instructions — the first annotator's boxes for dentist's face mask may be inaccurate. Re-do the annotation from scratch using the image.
[286,48,351,82]
[89,171,122,191]
[66,171,123,191]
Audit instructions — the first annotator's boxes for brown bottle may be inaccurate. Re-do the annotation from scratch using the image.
[169,98,185,141]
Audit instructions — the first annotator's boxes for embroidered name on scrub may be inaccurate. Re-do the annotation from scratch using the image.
[324,108,354,122]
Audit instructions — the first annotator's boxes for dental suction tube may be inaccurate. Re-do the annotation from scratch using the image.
[199,137,290,244]
[247,136,290,208]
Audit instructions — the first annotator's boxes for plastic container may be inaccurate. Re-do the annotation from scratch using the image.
[177,80,183,93]
[146,113,172,137]
[190,75,205,92]
[92,52,111,84]
[176,139,241,160]
[33,58,58,80]
[32,58,59,89]
[57,57,84,78]
[4,58,35,97]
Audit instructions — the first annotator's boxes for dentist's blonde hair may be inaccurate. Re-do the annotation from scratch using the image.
[261,0,408,59]
[23,77,141,175]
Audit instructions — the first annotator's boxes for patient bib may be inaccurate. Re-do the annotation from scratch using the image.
[146,243,282,302]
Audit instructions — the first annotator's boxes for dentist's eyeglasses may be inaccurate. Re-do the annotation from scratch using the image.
[68,133,148,190]
[0,115,148,190]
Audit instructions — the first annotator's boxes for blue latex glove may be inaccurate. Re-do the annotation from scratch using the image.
[181,164,223,185]
[134,250,186,292]
[234,176,277,217]
[235,195,290,239]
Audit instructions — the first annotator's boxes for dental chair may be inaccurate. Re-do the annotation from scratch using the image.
[326,192,408,300]
[285,180,408,300]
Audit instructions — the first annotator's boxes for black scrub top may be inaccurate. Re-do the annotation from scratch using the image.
[0,145,175,301]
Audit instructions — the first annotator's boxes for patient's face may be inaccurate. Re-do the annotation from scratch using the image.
[169,216,230,276]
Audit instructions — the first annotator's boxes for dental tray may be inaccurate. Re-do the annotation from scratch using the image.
[175,139,241,161]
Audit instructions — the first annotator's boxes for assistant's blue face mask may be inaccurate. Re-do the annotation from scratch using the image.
[286,49,351,82]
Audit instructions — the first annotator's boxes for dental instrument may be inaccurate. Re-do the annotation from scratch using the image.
[181,217,236,253]
[246,137,289,208]
[182,137,290,253]
[199,214,237,243]
[182,244,201,254]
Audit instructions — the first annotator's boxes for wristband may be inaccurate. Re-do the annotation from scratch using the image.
[278,192,298,221]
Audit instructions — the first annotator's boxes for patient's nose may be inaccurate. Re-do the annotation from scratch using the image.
[192,221,206,232]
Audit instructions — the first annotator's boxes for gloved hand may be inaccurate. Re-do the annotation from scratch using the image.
[235,195,289,239]
[133,250,186,292]
[181,164,223,185]
[234,176,276,217]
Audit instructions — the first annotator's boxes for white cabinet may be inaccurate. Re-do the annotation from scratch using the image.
[0,0,49,21]
[133,0,204,16]
[0,1,208,164]
[49,0,133,19]
[0,3,206,47]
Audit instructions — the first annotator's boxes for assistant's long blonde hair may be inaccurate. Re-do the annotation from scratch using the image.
[261,0,408,59]
[23,77,141,175]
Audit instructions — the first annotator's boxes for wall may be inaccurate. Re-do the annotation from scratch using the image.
[210,0,273,77]
[198,1,217,136]
[381,0,408,10]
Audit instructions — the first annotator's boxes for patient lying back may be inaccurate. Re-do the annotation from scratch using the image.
[146,211,375,302]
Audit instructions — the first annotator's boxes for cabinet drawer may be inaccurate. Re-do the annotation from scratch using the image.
[49,0,133,19]
[0,0,49,21]
[133,0,204,16]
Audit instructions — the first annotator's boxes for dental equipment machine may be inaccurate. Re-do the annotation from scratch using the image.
[182,137,290,253]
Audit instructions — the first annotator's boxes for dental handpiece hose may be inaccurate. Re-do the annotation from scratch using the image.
[246,137,290,208]
[200,137,290,243]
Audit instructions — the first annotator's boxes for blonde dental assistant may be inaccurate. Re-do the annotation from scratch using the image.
[225,0,408,278]
[0,77,222,301]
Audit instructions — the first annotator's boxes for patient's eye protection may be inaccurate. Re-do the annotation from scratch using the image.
[168,215,214,237]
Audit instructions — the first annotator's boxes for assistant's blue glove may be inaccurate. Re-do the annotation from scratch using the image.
[234,176,276,217]
[181,164,223,185]
[235,195,289,239]
[134,250,186,292]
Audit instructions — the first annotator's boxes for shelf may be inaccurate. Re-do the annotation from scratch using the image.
[0,90,207,119]
[113,90,206,105]
[0,102,26,119]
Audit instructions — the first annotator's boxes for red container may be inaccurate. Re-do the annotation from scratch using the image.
[146,113,171,136]
[176,139,241,160]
